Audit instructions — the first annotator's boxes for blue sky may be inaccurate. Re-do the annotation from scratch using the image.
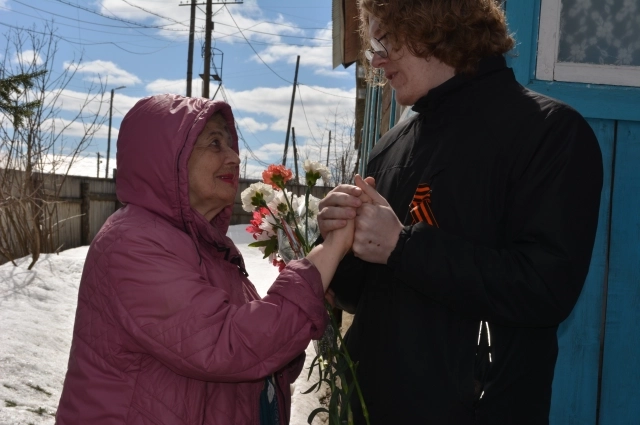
[0,0,356,178]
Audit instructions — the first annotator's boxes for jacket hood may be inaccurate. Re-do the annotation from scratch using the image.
[116,94,239,243]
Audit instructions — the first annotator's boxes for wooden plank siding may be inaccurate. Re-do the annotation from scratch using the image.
[506,2,640,423]
[599,121,640,424]
[550,119,614,424]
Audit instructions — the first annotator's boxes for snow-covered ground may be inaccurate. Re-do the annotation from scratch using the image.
[0,225,327,425]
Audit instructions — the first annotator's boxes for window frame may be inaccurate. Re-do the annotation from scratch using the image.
[536,0,640,87]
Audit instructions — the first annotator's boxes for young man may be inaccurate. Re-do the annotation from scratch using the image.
[318,1,603,423]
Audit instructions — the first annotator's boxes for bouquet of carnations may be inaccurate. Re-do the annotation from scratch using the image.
[241,161,370,425]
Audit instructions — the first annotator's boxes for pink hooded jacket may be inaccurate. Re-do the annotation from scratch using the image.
[55,94,329,425]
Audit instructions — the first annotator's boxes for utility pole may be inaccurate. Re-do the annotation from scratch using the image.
[326,130,331,167]
[242,155,247,179]
[180,0,242,97]
[202,0,213,98]
[97,152,102,178]
[282,55,300,166]
[292,127,299,184]
[105,86,126,179]
[186,0,196,97]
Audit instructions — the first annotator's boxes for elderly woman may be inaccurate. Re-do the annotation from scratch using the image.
[55,94,352,425]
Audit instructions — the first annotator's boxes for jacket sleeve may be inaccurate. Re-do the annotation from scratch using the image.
[387,109,603,327]
[327,253,367,314]
[107,233,328,383]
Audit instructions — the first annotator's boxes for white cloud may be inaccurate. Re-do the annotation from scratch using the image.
[33,152,113,178]
[145,78,187,95]
[41,117,116,140]
[247,25,344,78]
[13,50,43,66]
[38,89,140,120]
[240,162,265,179]
[144,78,353,142]
[65,60,142,86]
[314,68,351,78]
[226,84,355,140]
[140,79,355,171]
[236,117,268,132]
[96,0,323,51]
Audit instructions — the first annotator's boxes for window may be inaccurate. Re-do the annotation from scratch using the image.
[536,0,640,87]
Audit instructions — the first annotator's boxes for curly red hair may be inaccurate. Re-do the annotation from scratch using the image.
[359,0,515,76]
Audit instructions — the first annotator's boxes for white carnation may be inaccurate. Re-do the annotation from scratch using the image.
[241,182,274,212]
[267,189,294,217]
[303,159,332,184]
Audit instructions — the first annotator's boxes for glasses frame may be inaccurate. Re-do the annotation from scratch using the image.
[364,33,389,63]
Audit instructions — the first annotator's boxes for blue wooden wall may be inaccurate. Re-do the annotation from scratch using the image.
[506,2,640,424]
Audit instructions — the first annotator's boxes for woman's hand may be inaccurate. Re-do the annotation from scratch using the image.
[318,184,362,239]
[323,205,355,258]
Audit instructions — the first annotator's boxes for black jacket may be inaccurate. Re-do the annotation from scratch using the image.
[331,56,603,424]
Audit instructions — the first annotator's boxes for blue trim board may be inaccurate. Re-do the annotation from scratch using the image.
[599,121,640,425]
[549,119,614,425]
[505,1,640,122]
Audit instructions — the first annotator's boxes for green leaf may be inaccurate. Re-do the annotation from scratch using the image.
[248,237,278,259]
[300,382,319,394]
[307,407,329,424]
[307,356,321,380]
[247,240,270,248]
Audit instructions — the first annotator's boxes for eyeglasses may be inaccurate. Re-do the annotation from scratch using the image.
[364,33,389,63]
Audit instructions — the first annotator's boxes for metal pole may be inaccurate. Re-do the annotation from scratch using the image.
[389,89,397,129]
[326,130,331,167]
[105,90,114,178]
[105,86,125,179]
[97,152,101,178]
[202,0,212,98]
[282,55,300,166]
[292,127,299,183]
[186,0,196,97]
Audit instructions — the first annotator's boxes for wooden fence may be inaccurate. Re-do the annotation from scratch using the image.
[0,170,333,265]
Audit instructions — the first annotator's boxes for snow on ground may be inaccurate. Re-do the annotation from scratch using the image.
[0,225,327,425]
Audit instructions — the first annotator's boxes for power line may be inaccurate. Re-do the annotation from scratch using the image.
[51,0,185,30]
[10,0,332,48]
[99,0,186,47]
[210,20,331,41]
[113,0,332,41]
[296,84,318,145]
[0,21,177,55]
[298,83,354,100]
[223,4,292,85]
[119,0,190,28]
[212,30,330,47]
[9,0,176,31]
[2,5,183,43]
[224,5,353,99]
[219,84,270,167]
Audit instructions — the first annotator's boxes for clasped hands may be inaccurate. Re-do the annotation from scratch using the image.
[318,174,404,265]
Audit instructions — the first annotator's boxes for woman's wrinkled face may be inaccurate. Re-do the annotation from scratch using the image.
[187,113,240,222]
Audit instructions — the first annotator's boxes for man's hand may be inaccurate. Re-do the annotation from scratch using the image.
[352,175,403,264]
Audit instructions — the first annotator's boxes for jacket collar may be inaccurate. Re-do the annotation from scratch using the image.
[411,55,508,115]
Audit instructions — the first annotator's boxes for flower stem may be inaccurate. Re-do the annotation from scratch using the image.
[325,303,370,425]
[304,189,311,251]
[279,188,307,255]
